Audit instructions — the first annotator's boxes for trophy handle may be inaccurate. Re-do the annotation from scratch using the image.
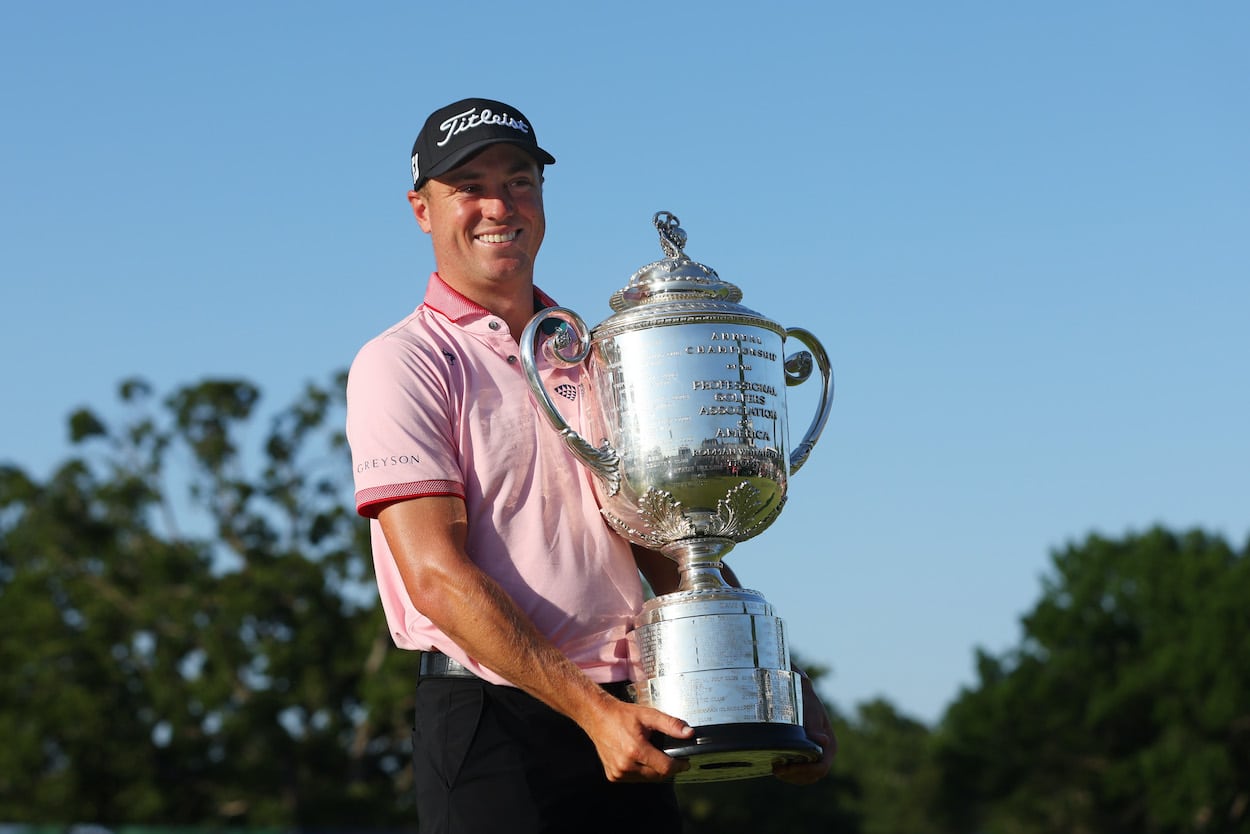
[783,327,834,476]
[520,307,622,495]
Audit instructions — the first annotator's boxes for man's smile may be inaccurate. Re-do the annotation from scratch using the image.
[477,231,519,244]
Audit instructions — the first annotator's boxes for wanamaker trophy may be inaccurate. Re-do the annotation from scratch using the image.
[520,211,834,782]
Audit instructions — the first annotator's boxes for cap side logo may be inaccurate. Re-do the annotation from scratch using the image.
[436,106,531,148]
[411,152,420,185]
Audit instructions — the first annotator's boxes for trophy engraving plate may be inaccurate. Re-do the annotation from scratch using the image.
[641,668,802,724]
[639,614,758,676]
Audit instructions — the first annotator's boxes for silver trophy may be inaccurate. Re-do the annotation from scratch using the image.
[520,211,833,782]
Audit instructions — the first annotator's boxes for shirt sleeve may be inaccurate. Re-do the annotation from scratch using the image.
[345,333,464,517]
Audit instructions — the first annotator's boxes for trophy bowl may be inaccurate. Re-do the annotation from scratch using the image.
[521,212,834,781]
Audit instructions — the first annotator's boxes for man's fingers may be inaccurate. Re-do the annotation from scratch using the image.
[773,761,827,785]
[641,746,690,779]
[605,752,689,783]
[642,706,694,739]
[773,729,836,784]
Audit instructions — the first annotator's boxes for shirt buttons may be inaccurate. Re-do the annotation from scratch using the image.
[488,320,502,331]
[507,355,517,364]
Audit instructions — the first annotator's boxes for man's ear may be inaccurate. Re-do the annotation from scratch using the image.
[408,190,433,233]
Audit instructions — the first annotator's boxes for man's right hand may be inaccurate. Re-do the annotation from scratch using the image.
[579,691,694,782]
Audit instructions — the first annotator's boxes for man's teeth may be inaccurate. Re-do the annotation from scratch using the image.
[478,231,518,243]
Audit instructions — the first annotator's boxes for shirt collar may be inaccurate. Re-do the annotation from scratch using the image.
[423,273,558,323]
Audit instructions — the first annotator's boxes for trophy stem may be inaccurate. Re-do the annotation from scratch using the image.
[660,537,736,592]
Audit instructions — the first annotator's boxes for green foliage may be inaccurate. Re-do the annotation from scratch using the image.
[934,528,1250,834]
[0,374,414,827]
[68,408,107,443]
[679,766,858,833]
[835,698,943,834]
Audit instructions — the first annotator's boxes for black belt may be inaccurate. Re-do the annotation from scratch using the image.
[418,651,477,679]
[418,652,635,701]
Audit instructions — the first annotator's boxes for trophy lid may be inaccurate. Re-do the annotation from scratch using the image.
[609,211,745,312]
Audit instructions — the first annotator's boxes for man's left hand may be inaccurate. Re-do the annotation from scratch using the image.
[773,672,836,784]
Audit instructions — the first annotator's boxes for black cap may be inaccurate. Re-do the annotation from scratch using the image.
[410,97,556,191]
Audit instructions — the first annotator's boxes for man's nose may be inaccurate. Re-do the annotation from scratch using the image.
[481,190,513,218]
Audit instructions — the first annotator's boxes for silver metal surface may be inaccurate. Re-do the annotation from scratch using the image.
[520,215,833,564]
[520,211,834,781]
[630,589,799,724]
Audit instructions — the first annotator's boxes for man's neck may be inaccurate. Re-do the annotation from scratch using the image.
[493,289,538,343]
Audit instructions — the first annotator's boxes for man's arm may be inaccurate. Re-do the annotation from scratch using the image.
[632,544,680,596]
[379,495,693,782]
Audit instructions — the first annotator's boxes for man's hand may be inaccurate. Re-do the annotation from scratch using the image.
[579,691,694,782]
[774,672,836,784]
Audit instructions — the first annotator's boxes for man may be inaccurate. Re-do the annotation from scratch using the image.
[346,97,833,834]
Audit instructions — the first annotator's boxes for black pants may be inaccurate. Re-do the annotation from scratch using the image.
[413,677,682,834]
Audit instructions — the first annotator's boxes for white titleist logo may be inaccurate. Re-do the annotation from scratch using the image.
[436,107,530,147]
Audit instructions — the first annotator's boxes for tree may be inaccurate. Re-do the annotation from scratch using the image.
[834,698,942,834]
[0,375,415,826]
[934,528,1250,834]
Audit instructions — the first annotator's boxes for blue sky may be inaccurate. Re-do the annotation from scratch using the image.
[2,2,1247,723]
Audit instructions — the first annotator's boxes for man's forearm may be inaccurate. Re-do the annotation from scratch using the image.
[378,497,611,725]
[416,556,617,726]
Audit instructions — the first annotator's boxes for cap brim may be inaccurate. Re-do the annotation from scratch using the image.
[417,138,556,188]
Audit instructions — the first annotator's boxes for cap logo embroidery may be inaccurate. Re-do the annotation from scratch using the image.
[436,107,531,148]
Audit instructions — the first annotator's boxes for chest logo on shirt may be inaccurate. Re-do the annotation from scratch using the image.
[554,383,577,401]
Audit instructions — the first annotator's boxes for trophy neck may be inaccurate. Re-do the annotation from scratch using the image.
[661,537,737,591]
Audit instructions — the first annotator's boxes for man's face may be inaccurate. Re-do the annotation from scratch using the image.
[410,143,546,295]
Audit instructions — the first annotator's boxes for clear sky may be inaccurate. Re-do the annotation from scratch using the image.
[2,2,1247,724]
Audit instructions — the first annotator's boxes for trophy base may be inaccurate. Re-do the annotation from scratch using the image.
[629,581,817,782]
[657,722,822,783]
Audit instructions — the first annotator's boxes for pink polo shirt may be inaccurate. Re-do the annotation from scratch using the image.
[346,273,643,686]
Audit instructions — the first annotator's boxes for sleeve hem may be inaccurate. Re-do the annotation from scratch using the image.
[355,480,464,518]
